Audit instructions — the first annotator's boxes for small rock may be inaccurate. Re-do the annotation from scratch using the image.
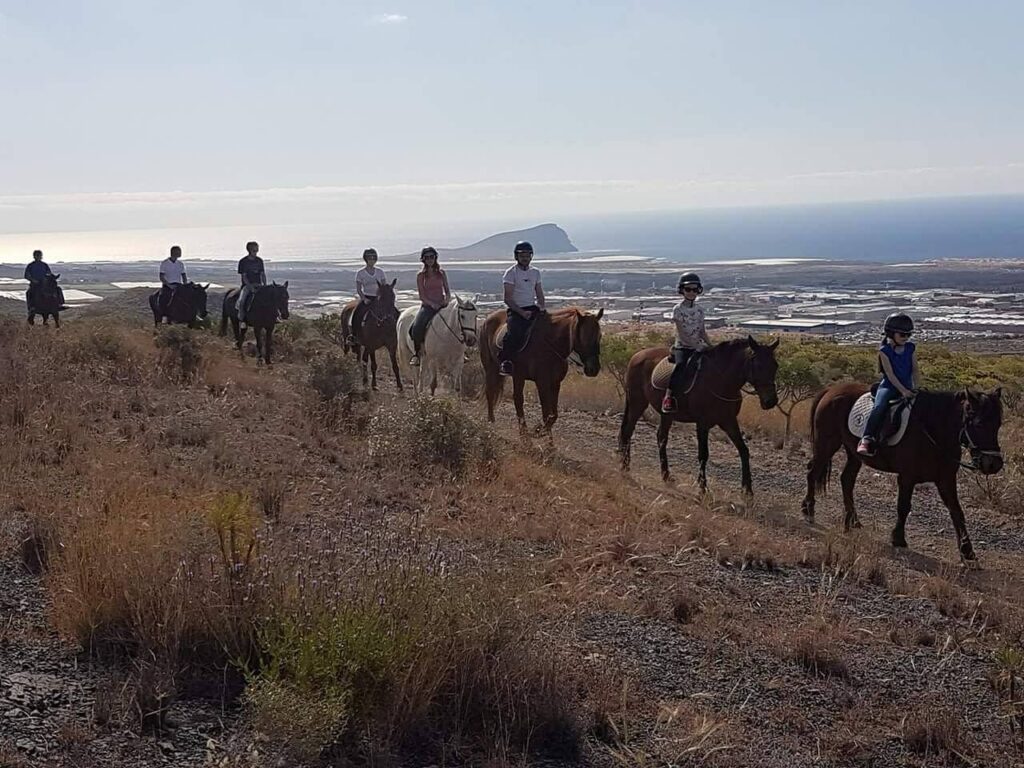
[16,738,36,752]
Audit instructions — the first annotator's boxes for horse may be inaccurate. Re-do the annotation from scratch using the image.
[480,307,604,434]
[220,283,290,365]
[618,337,780,493]
[27,274,64,327]
[396,296,479,395]
[801,382,1004,561]
[338,281,402,391]
[149,282,210,327]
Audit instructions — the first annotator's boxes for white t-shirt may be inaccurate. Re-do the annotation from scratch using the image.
[672,300,707,349]
[503,265,542,308]
[356,267,387,298]
[160,258,187,284]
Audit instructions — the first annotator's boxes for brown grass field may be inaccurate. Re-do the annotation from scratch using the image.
[2,314,1024,767]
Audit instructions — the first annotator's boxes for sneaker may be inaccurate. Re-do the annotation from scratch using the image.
[661,395,677,413]
[410,355,420,367]
[347,334,357,345]
[856,437,875,457]
[499,361,514,377]
[238,321,247,330]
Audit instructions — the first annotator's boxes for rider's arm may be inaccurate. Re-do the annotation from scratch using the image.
[441,271,451,307]
[258,265,266,286]
[503,283,527,318]
[911,357,921,392]
[181,267,188,284]
[535,279,546,311]
[160,268,169,287]
[879,351,913,398]
[356,274,365,301]
[416,272,428,306]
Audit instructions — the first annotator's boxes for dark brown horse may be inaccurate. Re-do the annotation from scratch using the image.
[339,281,402,391]
[220,283,290,365]
[149,282,210,327]
[802,382,1004,561]
[27,274,64,327]
[618,337,780,493]
[480,307,604,433]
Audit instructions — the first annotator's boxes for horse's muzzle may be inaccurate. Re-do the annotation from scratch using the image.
[583,360,601,377]
[975,452,1004,475]
[759,393,779,410]
[464,334,478,348]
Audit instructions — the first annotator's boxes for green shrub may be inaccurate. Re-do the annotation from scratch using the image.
[308,351,360,403]
[367,397,497,477]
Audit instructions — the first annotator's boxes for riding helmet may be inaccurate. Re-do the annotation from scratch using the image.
[514,241,534,257]
[363,248,378,260]
[420,246,438,261]
[883,312,914,337]
[677,272,703,294]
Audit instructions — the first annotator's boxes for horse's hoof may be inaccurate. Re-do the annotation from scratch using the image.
[662,473,674,484]
[850,518,863,529]
[891,533,908,549]
[960,542,977,563]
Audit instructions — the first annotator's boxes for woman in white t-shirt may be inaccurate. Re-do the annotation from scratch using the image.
[350,248,388,343]
[498,241,545,376]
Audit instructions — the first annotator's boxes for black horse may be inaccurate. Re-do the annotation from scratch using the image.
[220,283,290,365]
[149,282,210,327]
[27,274,65,327]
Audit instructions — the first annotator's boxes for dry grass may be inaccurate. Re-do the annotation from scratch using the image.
[902,706,969,760]
[786,620,851,681]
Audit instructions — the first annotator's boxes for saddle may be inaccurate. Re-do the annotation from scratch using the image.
[494,316,539,354]
[847,390,914,445]
[239,286,259,314]
[651,353,703,393]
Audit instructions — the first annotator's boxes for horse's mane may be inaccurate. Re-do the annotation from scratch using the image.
[705,337,753,357]
[550,306,598,320]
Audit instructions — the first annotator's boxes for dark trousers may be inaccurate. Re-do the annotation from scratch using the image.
[667,346,696,393]
[410,305,439,354]
[499,307,538,363]
[863,384,900,440]
[158,284,177,314]
[351,298,373,339]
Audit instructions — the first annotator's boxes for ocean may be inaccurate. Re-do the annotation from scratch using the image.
[1,194,1022,266]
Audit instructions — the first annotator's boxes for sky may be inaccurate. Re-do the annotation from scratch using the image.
[2,0,1023,234]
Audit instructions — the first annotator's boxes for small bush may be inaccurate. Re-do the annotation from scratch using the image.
[308,351,360,403]
[789,625,850,680]
[154,326,205,382]
[902,707,967,758]
[368,397,497,477]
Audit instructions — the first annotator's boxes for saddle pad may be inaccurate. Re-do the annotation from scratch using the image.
[651,357,675,390]
[847,392,912,445]
[494,321,535,353]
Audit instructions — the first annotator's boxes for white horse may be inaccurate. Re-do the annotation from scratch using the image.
[397,296,479,395]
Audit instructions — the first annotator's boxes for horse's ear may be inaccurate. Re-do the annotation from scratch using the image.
[472,293,480,304]
[993,386,1003,400]
[596,308,604,321]
[768,338,780,351]
[963,388,979,406]
[283,281,289,288]
[747,335,760,349]
[203,283,210,290]
[390,278,397,288]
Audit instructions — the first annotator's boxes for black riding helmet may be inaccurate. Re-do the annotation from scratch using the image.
[420,246,438,261]
[514,241,534,257]
[677,271,703,294]
[883,312,914,337]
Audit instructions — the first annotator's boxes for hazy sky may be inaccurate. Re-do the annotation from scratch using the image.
[2,0,1023,232]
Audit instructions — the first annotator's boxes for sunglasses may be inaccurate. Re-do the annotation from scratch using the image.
[682,286,700,293]
[894,331,912,337]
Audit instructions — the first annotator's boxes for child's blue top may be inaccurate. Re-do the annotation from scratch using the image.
[880,340,915,390]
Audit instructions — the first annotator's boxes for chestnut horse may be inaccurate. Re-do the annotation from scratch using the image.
[802,382,1004,561]
[480,307,603,433]
[618,337,780,493]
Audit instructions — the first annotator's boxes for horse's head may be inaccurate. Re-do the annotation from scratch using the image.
[44,273,60,291]
[454,294,479,348]
[573,308,604,377]
[745,335,780,410]
[958,387,1004,474]
[189,282,210,318]
[376,279,399,319]
[273,281,290,320]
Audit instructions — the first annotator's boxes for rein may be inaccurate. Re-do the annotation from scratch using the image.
[693,346,752,402]
[915,397,1002,472]
[436,304,476,346]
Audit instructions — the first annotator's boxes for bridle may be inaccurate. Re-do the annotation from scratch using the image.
[959,413,1003,471]
[436,302,477,346]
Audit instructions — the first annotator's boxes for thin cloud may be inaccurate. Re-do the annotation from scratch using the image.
[370,13,408,25]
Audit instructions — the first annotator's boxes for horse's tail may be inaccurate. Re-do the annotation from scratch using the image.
[479,313,504,417]
[808,386,832,493]
[219,298,229,337]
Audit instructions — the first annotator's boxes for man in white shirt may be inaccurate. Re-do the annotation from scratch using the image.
[350,248,388,343]
[498,241,545,376]
[158,246,188,319]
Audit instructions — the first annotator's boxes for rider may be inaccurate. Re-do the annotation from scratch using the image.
[498,241,545,377]
[24,250,65,317]
[662,272,711,413]
[350,248,388,344]
[409,246,451,367]
[237,241,266,330]
[857,312,920,457]
[158,245,188,319]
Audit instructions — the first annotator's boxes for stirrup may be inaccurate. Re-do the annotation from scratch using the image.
[662,396,677,413]
[499,361,513,377]
[410,355,420,366]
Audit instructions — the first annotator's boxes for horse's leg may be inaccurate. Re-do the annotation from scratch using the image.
[617,390,644,470]
[657,414,674,482]
[27,313,34,326]
[720,418,753,494]
[388,345,403,392]
[839,448,862,531]
[255,327,265,366]
[512,375,527,434]
[891,474,915,549]
[485,361,503,422]
[370,350,379,391]
[53,312,60,329]
[265,327,274,365]
[696,423,710,493]
[935,474,976,561]
[537,377,560,435]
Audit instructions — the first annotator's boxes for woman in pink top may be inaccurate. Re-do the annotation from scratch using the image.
[409,246,451,365]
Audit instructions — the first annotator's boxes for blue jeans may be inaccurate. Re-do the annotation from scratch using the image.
[238,284,255,322]
[410,305,439,354]
[863,384,900,440]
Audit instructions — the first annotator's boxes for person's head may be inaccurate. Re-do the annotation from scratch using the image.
[363,248,378,267]
[169,245,181,261]
[246,241,259,256]
[514,240,534,267]
[32,250,43,261]
[420,246,439,273]
[883,312,914,344]
[677,272,703,299]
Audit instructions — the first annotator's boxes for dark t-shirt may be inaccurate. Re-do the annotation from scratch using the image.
[238,256,265,286]
[25,261,51,282]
